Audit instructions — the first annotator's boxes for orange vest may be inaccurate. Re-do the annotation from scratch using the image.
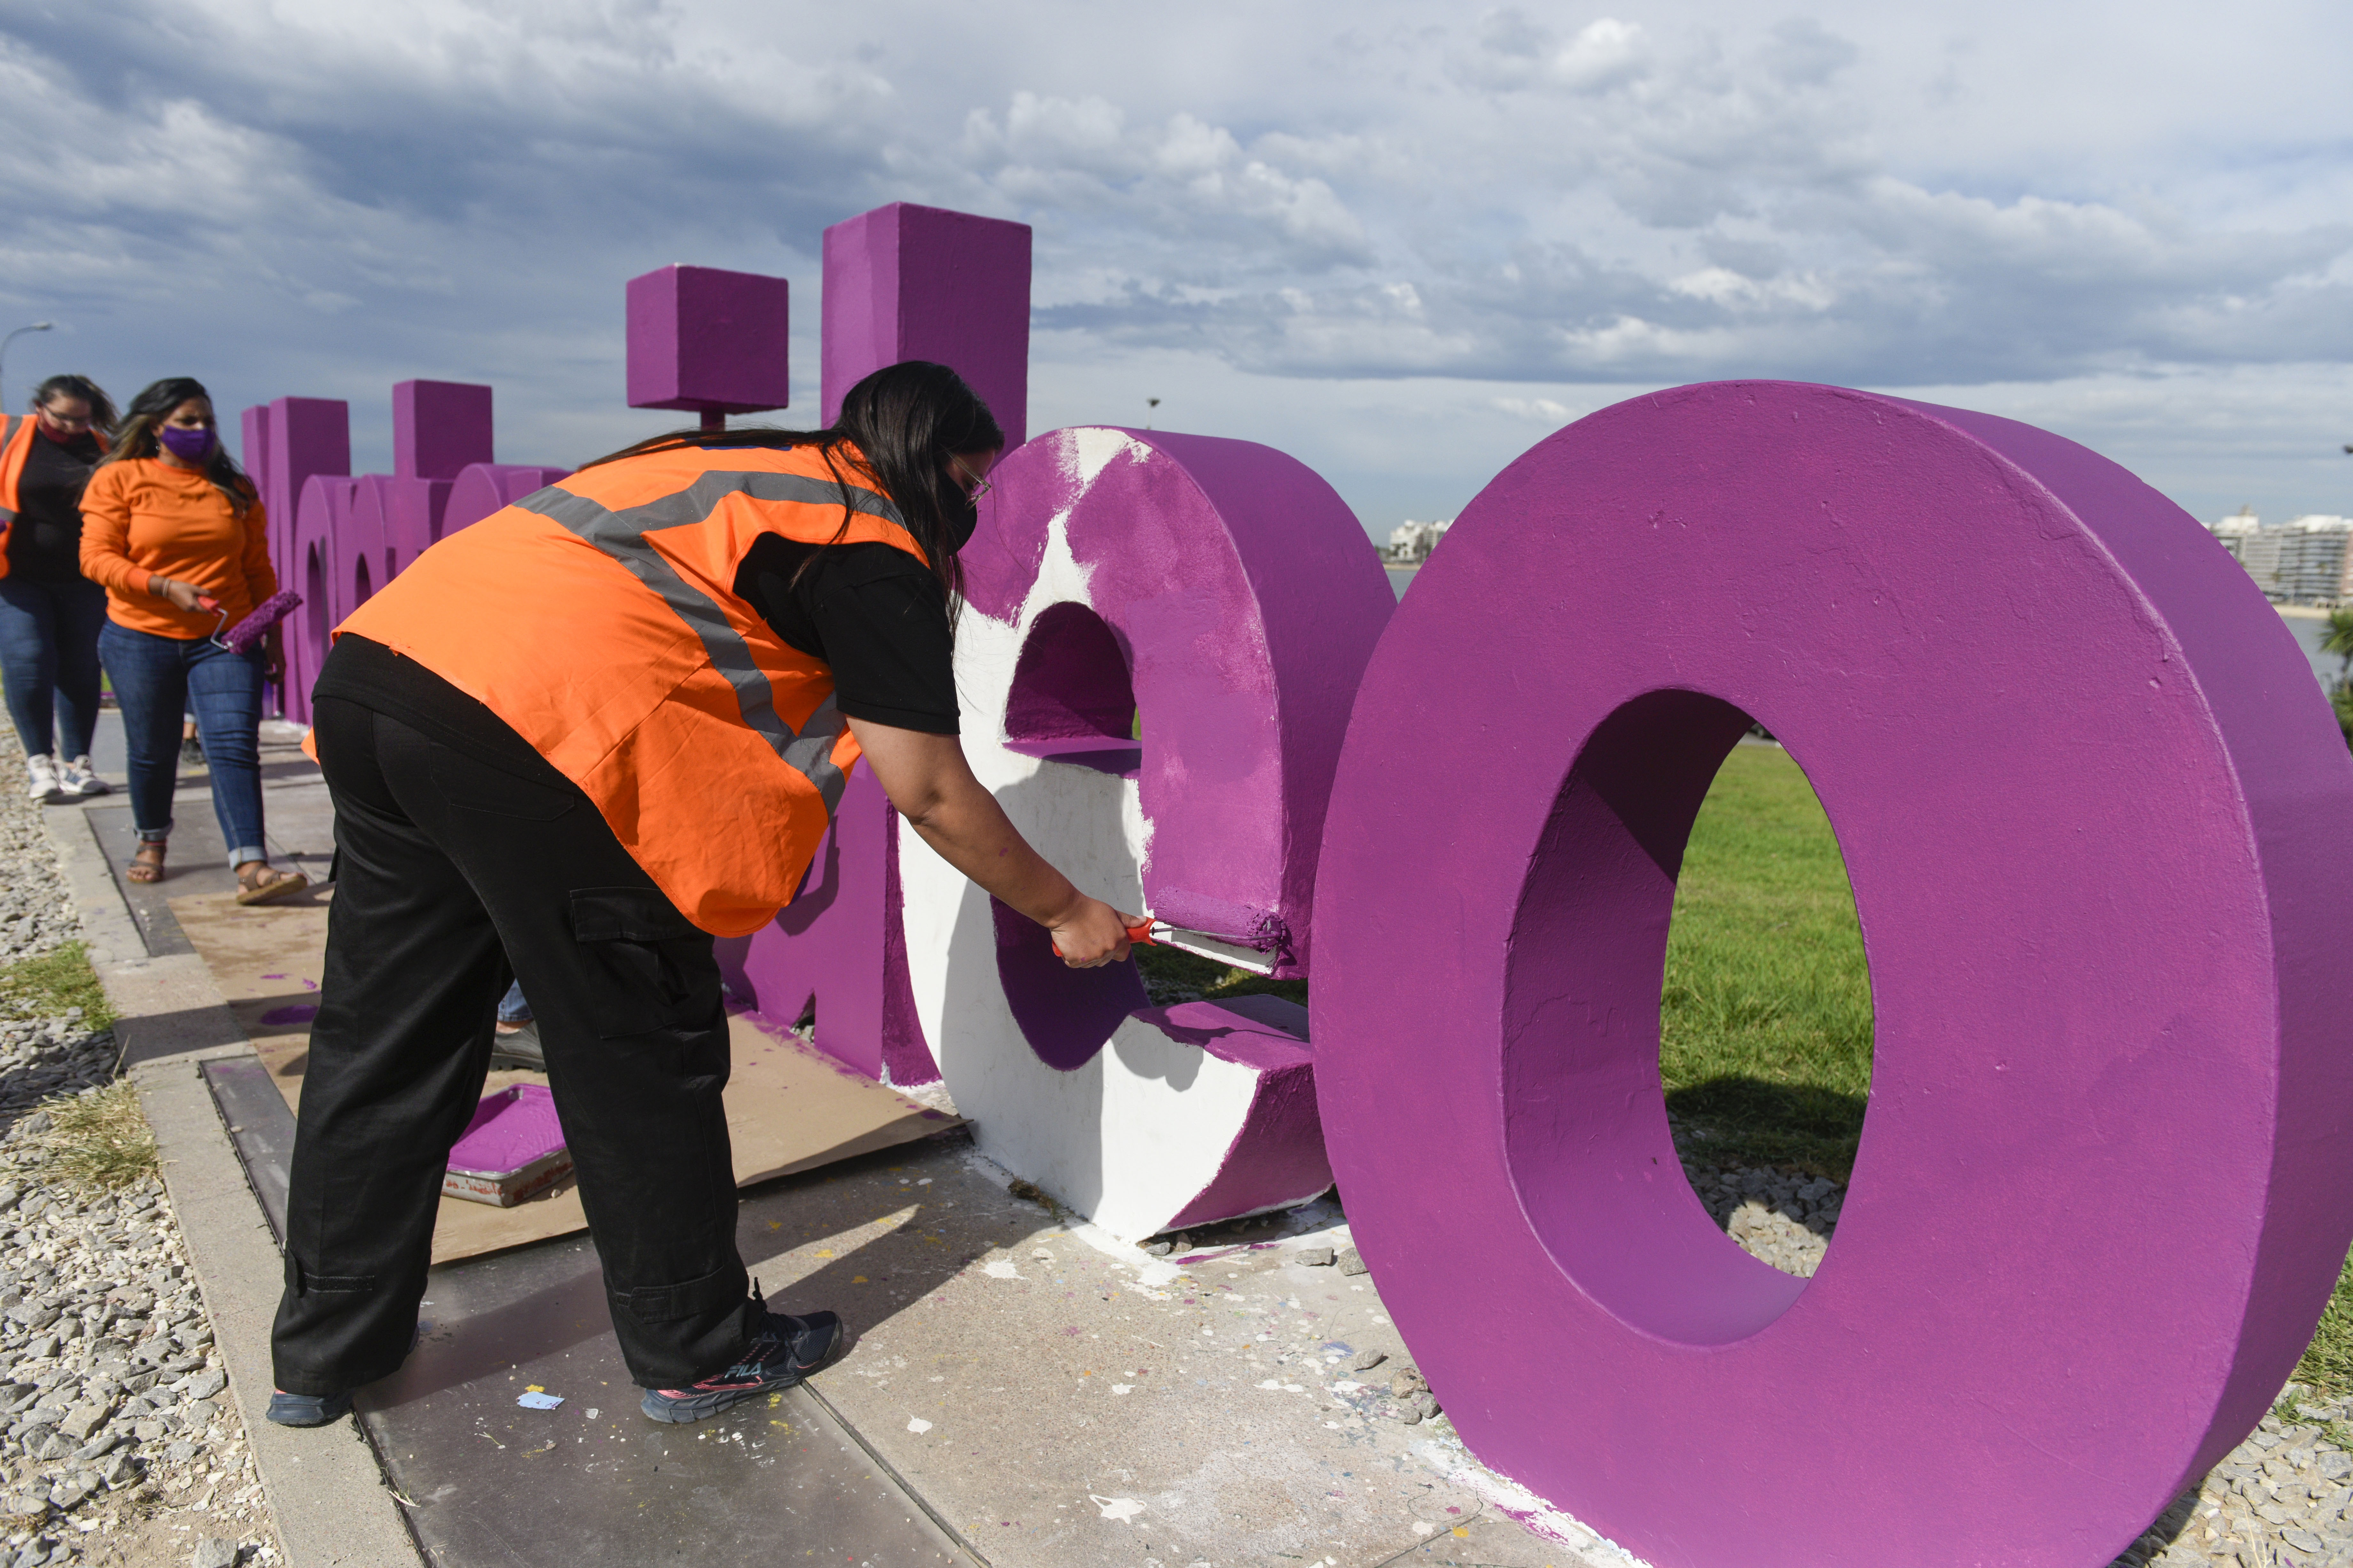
[0,413,109,581]
[337,441,930,936]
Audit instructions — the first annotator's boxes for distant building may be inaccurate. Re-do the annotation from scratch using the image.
[2208,509,2353,605]
[2208,507,2260,563]
[1385,519,1451,564]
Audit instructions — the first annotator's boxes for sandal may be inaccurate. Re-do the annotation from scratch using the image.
[236,861,311,906]
[126,840,167,884]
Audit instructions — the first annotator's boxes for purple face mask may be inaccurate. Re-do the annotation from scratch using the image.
[158,425,215,462]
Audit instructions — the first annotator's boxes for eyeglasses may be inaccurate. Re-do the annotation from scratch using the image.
[951,455,993,501]
[38,409,92,431]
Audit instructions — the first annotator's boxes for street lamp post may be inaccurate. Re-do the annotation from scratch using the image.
[0,323,54,410]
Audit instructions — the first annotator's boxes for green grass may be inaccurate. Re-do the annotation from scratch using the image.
[2293,1243,2353,1402]
[1659,744,1874,1180]
[0,940,115,1029]
[1132,941,1306,1009]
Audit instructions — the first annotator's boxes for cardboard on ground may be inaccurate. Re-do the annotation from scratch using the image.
[169,889,960,1264]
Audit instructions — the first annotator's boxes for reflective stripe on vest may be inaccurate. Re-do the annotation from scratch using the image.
[332,441,933,936]
[510,468,911,818]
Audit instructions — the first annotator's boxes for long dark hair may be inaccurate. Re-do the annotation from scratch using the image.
[30,375,116,436]
[583,361,1004,612]
[96,377,256,515]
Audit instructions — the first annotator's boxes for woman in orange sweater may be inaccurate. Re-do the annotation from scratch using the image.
[81,378,307,901]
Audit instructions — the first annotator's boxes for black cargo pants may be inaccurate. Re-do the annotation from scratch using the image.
[270,695,755,1395]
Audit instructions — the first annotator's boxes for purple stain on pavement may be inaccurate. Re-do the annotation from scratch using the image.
[260,1005,317,1026]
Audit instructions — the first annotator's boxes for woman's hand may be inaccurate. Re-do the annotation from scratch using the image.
[147,575,210,615]
[261,625,285,684]
[1045,898,1139,969]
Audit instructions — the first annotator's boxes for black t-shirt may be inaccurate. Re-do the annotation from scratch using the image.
[315,536,958,772]
[9,430,103,581]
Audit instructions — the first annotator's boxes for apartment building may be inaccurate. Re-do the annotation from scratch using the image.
[2206,510,2353,604]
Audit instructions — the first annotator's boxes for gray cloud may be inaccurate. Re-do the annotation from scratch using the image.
[0,0,2344,524]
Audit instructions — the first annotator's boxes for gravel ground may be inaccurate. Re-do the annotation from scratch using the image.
[0,727,280,1568]
[1675,1129,2353,1568]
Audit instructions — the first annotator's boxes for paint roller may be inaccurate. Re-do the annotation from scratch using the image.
[1056,918,1282,976]
[197,589,303,655]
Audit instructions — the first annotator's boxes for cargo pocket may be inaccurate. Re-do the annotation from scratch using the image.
[285,1254,375,1296]
[609,1262,748,1327]
[570,888,724,1040]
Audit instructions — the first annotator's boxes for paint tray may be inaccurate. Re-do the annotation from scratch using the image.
[443,1084,572,1207]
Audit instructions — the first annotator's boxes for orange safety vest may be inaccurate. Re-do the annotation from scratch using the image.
[338,441,931,937]
[0,413,110,581]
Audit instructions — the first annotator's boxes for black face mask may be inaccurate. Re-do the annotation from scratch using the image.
[942,493,979,555]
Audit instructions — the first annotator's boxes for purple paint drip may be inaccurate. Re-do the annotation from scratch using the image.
[259,1004,317,1026]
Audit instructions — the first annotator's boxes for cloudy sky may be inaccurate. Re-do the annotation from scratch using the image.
[2,0,2348,538]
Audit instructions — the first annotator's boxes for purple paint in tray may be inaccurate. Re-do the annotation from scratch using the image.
[443,1084,571,1207]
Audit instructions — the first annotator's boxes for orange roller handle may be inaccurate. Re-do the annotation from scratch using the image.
[1053,919,1159,959]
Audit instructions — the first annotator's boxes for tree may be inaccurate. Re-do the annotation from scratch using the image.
[2322,608,2353,752]
[2324,607,2353,684]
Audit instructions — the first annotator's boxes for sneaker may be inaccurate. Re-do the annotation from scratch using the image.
[488,1020,546,1073]
[639,1305,844,1424]
[55,755,109,798]
[24,755,62,805]
[266,1389,352,1427]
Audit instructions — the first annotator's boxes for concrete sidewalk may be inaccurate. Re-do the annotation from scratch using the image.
[48,713,1611,1568]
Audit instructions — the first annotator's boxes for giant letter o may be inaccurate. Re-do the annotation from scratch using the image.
[1315,382,2353,1567]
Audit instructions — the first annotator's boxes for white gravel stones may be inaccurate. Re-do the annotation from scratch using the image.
[2133,1387,2353,1568]
[0,725,279,1568]
[1685,1160,1839,1278]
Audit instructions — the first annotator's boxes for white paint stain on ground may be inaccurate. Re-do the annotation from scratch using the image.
[1411,1440,1653,1568]
[983,1259,1022,1280]
[906,1417,933,1434]
[1091,1494,1147,1523]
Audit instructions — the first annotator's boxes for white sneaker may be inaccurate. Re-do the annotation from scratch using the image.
[25,754,63,805]
[55,755,109,798]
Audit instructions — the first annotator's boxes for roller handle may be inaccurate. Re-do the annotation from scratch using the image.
[1052,919,1159,960]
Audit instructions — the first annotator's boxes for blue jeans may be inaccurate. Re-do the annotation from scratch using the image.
[497,979,533,1025]
[98,621,268,866]
[0,576,107,760]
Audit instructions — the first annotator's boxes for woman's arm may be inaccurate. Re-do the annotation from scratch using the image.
[846,716,1135,967]
[239,494,278,604]
[74,467,148,596]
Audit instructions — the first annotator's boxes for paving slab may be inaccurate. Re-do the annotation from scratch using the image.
[58,711,332,958]
[745,1142,1592,1568]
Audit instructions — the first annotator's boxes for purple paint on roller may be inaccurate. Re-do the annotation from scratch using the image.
[222,591,302,655]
